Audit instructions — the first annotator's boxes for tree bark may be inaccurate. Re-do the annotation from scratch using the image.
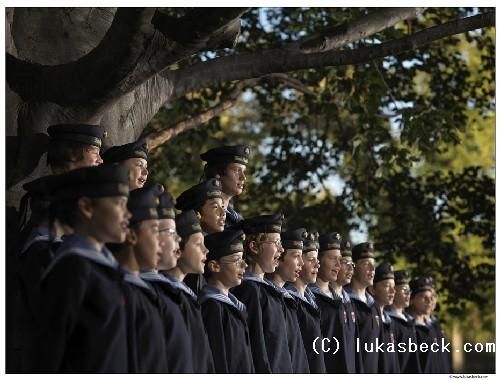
[6,8,157,106]
[291,7,426,53]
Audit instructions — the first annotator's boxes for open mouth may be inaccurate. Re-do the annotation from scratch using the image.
[137,177,147,185]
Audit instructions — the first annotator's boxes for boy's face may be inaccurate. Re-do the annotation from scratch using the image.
[220,163,247,197]
[430,288,437,312]
[179,232,208,274]
[200,198,226,233]
[277,249,304,282]
[299,250,320,285]
[353,258,376,287]
[394,283,411,308]
[337,256,355,286]
[125,158,148,190]
[373,279,396,306]
[318,249,341,282]
[157,218,180,271]
[254,232,283,273]
[216,252,247,289]
[78,145,103,169]
[411,290,433,315]
[86,196,130,243]
[134,219,161,270]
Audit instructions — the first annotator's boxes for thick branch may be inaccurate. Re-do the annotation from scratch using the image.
[292,8,426,53]
[146,79,257,150]
[6,8,156,106]
[170,12,495,98]
[152,8,249,50]
[263,73,316,96]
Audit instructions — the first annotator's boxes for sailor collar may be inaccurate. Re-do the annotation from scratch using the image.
[20,226,63,255]
[308,283,342,301]
[199,285,246,312]
[123,270,152,291]
[159,272,197,300]
[344,285,375,306]
[286,283,319,309]
[386,309,409,322]
[42,234,119,280]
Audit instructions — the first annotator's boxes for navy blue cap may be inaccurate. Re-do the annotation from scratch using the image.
[200,144,250,166]
[128,184,162,224]
[374,262,394,283]
[205,229,245,261]
[281,228,306,250]
[340,239,352,257]
[175,178,223,211]
[318,232,342,252]
[176,210,202,241]
[23,175,56,199]
[102,138,148,163]
[47,123,105,148]
[242,213,282,234]
[158,189,176,219]
[394,270,410,285]
[302,228,319,253]
[51,163,129,201]
[410,276,434,295]
[352,242,375,262]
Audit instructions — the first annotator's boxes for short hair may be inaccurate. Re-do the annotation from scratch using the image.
[202,161,230,181]
[47,140,89,171]
[243,232,267,265]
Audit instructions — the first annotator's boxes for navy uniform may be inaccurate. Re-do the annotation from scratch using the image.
[101,138,148,164]
[274,228,310,373]
[113,185,168,373]
[386,270,422,373]
[409,276,443,373]
[140,190,194,373]
[13,176,62,372]
[373,263,400,373]
[35,164,130,373]
[426,276,452,374]
[165,211,215,373]
[284,230,326,374]
[176,178,224,295]
[231,214,294,373]
[309,232,359,374]
[8,124,104,372]
[200,144,250,227]
[344,242,381,373]
[199,229,255,373]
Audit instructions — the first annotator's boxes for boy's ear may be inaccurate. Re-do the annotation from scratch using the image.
[249,240,259,255]
[77,197,94,220]
[207,260,220,274]
[126,227,138,245]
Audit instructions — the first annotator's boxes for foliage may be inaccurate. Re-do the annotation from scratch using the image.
[148,7,495,344]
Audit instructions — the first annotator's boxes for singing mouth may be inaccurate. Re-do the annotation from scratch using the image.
[137,177,147,185]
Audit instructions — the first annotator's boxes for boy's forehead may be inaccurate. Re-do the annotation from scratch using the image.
[224,252,243,259]
[357,257,375,265]
[264,232,280,240]
[303,250,318,258]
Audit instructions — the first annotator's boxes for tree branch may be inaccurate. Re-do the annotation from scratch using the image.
[169,12,495,98]
[145,79,257,150]
[152,8,249,50]
[262,73,316,96]
[6,8,157,106]
[290,8,426,53]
